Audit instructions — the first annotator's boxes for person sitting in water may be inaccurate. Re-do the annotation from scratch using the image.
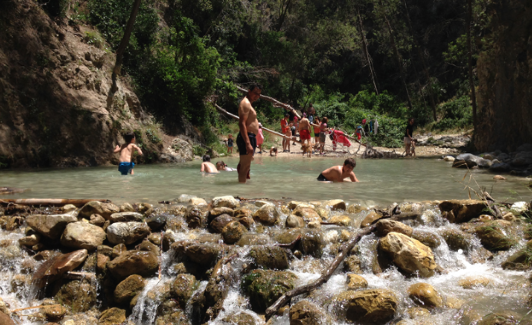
[317,158,359,182]
[113,132,143,175]
[270,146,278,157]
[201,154,218,173]
[216,161,237,171]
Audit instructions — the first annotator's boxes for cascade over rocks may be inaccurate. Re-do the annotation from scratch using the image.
[474,221,517,251]
[242,270,298,313]
[99,308,127,325]
[333,289,398,323]
[171,274,196,308]
[378,232,437,277]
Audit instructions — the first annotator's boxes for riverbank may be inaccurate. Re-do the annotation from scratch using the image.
[0,195,531,324]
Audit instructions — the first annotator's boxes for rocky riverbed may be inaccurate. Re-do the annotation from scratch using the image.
[0,195,531,324]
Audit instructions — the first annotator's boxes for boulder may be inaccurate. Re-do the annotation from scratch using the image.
[328,215,352,227]
[212,196,239,209]
[18,234,41,247]
[148,233,162,245]
[210,207,235,218]
[411,230,441,248]
[293,207,322,222]
[325,200,346,211]
[109,212,143,223]
[375,219,413,237]
[346,274,368,290]
[78,201,119,220]
[114,274,146,304]
[299,230,325,257]
[360,211,383,227]
[26,213,77,239]
[438,200,485,223]
[184,243,221,266]
[347,204,367,214]
[99,307,126,325]
[90,214,106,227]
[54,279,97,312]
[209,214,235,233]
[254,200,274,208]
[440,228,474,251]
[378,232,437,277]
[222,221,247,244]
[107,250,159,280]
[189,197,207,206]
[344,255,363,274]
[458,276,491,289]
[287,201,312,210]
[249,246,289,270]
[443,156,456,162]
[186,205,209,228]
[241,270,297,313]
[334,289,398,323]
[171,274,196,307]
[510,201,528,215]
[60,222,106,251]
[106,222,151,245]
[490,162,512,172]
[289,300,331,325]
[286,214,305,228]
[138,240,160,255]
[453,153,491,168]
[475,222,517,251]
[32,249,88,288]
[234,207,252,218]
[407,283,443,308]
[253,205,280,226]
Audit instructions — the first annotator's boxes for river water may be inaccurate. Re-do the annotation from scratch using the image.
[1,157,531,205]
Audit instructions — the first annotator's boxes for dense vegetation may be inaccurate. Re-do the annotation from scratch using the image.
[47,0,491,147]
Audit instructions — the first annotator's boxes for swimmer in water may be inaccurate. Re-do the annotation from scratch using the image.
[216,161,237,171]
[201,155,219,173]
[317,158,359,182]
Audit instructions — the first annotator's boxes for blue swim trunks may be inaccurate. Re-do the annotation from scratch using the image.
[118,162,135,175]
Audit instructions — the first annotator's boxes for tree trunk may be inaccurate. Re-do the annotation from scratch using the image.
[111,0,142,92]
[356,9,379,95]
[467,0,478,126]
[378,0,412,108]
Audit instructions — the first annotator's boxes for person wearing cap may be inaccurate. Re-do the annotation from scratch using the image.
[257,123,264,154]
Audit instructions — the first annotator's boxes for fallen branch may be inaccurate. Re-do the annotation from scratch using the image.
[10,304,62,313]
[235,85,300,118]
[0,199,110,207]
[265,224,376,320]
[65,271,96,280]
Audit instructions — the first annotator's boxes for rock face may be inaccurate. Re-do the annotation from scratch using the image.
[78,201,119,220]
[242,270,297,313]
[60,222,106,251]
[107,251,158,280]
[249,246,289,270]
[114,274,146,304]
[334,289,398,323]
[26,213,77,239]
[32,249,88,288]
[289,300,331,325]
[253,205,280,226]
[378,232,437,277]
[407,283,443,308]
[375,219,413,237]
[438,200,485,223]
[106,222,150,245]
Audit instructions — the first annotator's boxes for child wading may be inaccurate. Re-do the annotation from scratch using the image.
[114,132,143,175]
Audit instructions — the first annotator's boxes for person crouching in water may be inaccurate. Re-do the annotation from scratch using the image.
[113,132,143,175]
[201,154,218,173]
[317,158,359,182]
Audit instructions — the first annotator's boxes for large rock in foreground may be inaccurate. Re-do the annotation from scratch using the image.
[378,232,437,277]
[60,222,106,251]
[26,213,77,239]
[106,222,151,245]
[107,251,158,280]
[253,205,280,226]
[334,289,398,324]
[439,200,485,223]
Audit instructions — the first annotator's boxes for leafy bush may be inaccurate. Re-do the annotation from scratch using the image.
[433,96,472,131]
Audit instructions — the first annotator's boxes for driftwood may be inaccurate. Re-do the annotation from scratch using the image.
[10,304,62,313]
[235,85,301,118]
[214,104,300,143]
[0,198,110,207]
[265,224,377,320]
[64,271,96,280]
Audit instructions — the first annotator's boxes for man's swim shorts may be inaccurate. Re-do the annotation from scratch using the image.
[118,162,135,175]
[317,173,329,181]
[300,129,311,141]
[236,132,257,156]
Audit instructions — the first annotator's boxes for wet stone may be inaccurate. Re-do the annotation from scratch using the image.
[146,214,167,231]
[106,221,150,245]
[99,307,126,325]
[107,250,159,280]
[209,214,235,233]
[407,283,443,308]
[60,221,106,251]
[222,312,257,325]
[253,205,280,226]
[54,279,97,312]
[360,211,383,227]
[171,274,196,308]
[114,274,146,305]
[346,274,368,290]
[334,289,398,324]
[375,219,413,237]
[249,246,289,270]
[241,269,297,313]
[109,212,143,223]
[458,276,491,289]
[289,300,331,325]
[78,201,119,220]
[89,214,105,227]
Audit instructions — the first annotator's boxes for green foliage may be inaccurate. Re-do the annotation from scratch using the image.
[433,96,473,131]
[83,31,105,49]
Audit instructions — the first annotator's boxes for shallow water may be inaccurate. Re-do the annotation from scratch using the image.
[1,157,530,205]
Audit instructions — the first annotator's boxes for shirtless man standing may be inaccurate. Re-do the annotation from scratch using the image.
[317,158,359,182]
[237,84,261,183]
[299,114,312,157]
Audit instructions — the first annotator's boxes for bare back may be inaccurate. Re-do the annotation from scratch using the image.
[238,97,259,135]
[201,162,219,173]
[321,165,358,182]
[118,143,139,162]
[299,118,310,131]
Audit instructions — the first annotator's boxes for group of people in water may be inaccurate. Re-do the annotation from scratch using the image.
[114,84,420,183]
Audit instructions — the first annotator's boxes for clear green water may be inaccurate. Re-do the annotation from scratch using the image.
[1,157,530,205]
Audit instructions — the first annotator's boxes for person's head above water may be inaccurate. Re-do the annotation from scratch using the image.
[215,161,226,170]
[344,158,356,170]
[202,154,211,162]
[123,132,136,144]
